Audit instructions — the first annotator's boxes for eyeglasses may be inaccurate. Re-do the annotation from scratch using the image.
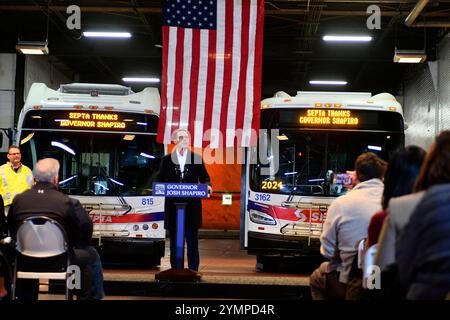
[177,135,188,140]
[8,152,21,155]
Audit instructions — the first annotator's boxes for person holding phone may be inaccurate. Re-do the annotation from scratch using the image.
[157,129,212,272]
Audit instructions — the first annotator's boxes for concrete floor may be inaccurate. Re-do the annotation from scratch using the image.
[39,238,314,300]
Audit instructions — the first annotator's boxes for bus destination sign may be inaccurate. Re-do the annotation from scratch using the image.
[59,112,126,129]
[299,109,359,126]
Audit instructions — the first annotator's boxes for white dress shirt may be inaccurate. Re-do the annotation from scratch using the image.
[176,148,187,177]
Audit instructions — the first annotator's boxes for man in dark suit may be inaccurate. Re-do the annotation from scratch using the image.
[157,129,212,271]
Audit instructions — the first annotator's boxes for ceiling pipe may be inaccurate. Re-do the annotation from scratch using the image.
[409,21,450,27]
[404,0,430,27]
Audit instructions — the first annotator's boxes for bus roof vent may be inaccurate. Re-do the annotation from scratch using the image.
[59,83,133,96]
[274,91,291,98]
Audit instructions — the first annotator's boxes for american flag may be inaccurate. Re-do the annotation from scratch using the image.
[158,0,264,148]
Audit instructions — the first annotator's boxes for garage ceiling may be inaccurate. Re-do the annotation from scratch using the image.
[0,0,449,97]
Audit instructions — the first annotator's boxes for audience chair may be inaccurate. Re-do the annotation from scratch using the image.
[357,238,366,269]
[362,244,378,289]
[12,216,73,300]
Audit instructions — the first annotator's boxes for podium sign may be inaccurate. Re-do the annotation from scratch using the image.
[152,183,209,198]
[153,183,209,282]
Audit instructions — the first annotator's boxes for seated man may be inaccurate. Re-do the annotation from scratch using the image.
[310,152,387,300]
[7,158,104,300]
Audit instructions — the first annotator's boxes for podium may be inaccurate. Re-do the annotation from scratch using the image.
[152,182,209,282]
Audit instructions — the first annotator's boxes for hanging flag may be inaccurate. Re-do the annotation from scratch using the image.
[158,0,264,148]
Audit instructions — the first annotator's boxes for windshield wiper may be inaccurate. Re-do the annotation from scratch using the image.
[96,164,131,215]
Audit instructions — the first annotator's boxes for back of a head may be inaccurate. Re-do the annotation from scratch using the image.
[34,158,60,184]
[382,145,426,209]
[415,130,450,191]
[355,152,387,183]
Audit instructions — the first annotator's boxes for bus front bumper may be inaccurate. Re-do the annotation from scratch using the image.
[247,231,321,257]
[92,237,165,262]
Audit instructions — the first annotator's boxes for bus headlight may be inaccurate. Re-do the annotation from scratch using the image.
[249,209,276,225]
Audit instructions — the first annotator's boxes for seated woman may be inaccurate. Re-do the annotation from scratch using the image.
[376,131,450,271]
[366,145,426,247]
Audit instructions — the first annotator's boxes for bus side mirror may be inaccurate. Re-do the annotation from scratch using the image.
[0,132,3,149]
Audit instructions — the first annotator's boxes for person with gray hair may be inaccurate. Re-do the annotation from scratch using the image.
[33,158,60,183]
[7,158,104,300]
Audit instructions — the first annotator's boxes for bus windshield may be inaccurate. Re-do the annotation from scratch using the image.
[19,130,163,196]
[250,130,403,197]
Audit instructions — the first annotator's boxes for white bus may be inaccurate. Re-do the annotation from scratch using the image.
[241,91,405,269]
[14,83,165,265]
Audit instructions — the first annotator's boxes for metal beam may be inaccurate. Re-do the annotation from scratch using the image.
[405,0,430,26]
[1,4,449,18]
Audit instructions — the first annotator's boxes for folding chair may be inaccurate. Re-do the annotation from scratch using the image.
[12,216,72,300]
[362,244,378,289]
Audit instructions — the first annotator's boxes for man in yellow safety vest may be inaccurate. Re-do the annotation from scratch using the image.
[0,146,33,215]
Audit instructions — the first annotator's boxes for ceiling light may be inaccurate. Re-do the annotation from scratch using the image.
[83,31,132,38]
[122,77,160,83]
[123,135,135,141]
[323,35,372,42]
[309,80,347,86]
[16,41,49,55]
[140,152,155,159]
[277,134,289,141]
[51,141,76,156]
[393,48,427,63]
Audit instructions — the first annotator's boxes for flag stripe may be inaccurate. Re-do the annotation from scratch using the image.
[251,0,264,146]
[210,0,226,148]
[170,28,185,137]
[220,0,235,148]
[157,26,170,144]
[225,0,242,147]
[194,29,209,148]
[235,0,250,145]
[242,0,257,147]
[164,26,178,144]
[202,30,217,147]
[180,28,192,130]
[189,29,201,146]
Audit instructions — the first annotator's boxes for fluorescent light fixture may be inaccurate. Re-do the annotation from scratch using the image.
[83,31,132,38]
[59,175,77,185]
[122,77,160,83]
[123,135,135,141]
[31,115,42,119]
[51,141,76,156]
[368,145,382,151]
[309,80,347,86]
[284,171,298,176]
[16,41,49,55]
[277,134,289,141]
[308,178,325,182]
[393,48,426,63]
[140,152,155,159]
[136,122,147,126]
[109,178,124,186]
[20,133,35,145]
[323,35,372,42]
